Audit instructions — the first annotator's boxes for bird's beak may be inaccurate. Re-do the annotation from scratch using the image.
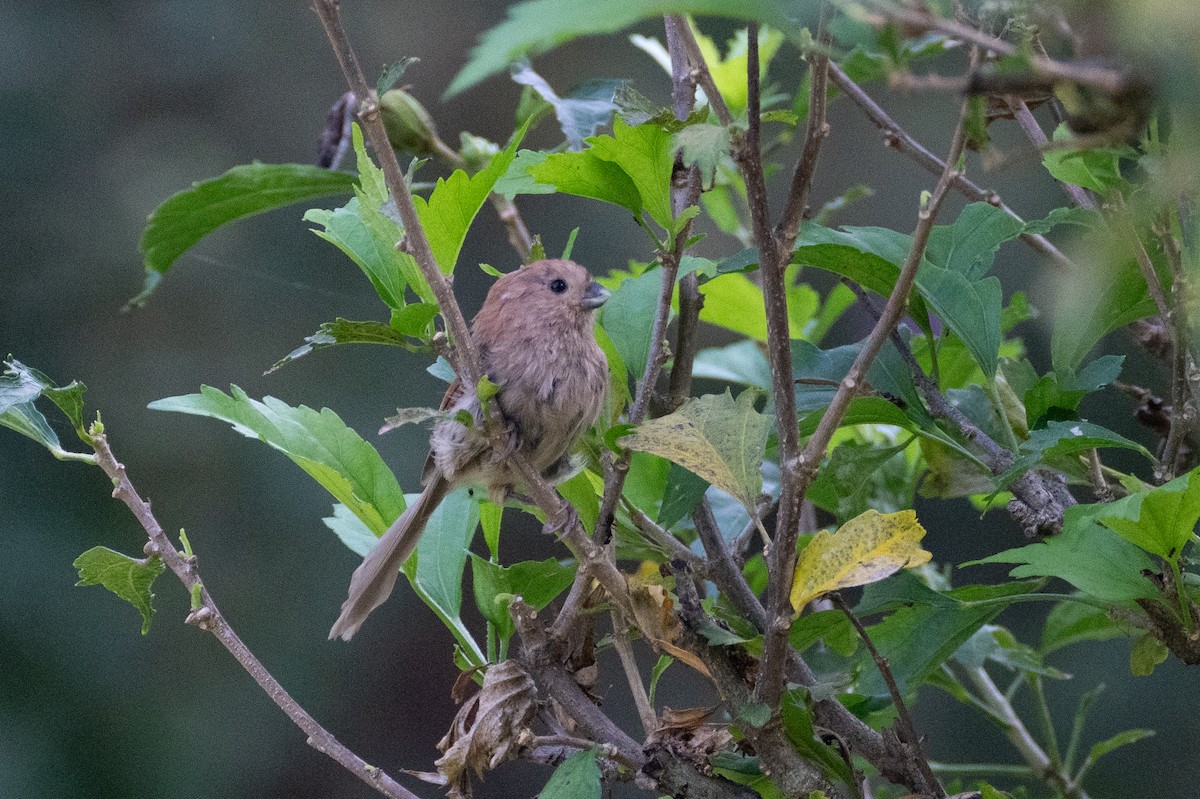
[581,281,611,310]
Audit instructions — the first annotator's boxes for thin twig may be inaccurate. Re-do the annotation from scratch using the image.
[967,667,1092,799]
[90,432,418,799]
[692,500,768,629]
[592,15,705,546]
[826,61,1073,269]
[664,14,705,413]
[671,566,847,799]
[776,16,831,254]
[512,600,757,799]
[845,280,1074,535]
[1158,209,1198,477]
[611,611,658,737]
[832,594,945,799]
[1006,97,1098,210]
[431,137,534,262]
[736,21,807,711]
[626,501,706,567]
[865,1,1129,95]
[1119,207,1193,479]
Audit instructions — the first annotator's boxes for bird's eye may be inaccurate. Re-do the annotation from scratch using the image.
[549,278,568,294]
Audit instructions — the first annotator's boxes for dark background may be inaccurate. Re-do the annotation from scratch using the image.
[2,2,1196,797]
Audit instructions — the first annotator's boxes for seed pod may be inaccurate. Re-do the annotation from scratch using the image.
[379,88,439,156]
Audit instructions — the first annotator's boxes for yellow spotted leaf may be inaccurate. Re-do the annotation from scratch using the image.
[619,389,769,514]
[789,509,932,614]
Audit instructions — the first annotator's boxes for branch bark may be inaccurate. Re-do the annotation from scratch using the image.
[826,62,1073,269]
[90,432,419,799]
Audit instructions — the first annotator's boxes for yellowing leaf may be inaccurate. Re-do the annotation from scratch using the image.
[790,509,932,614]
[619,389,769,514]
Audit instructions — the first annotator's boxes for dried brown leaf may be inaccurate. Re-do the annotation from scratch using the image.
[627,579,711,677]
[435,660,537,798]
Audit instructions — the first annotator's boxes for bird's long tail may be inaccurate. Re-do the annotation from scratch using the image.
[329,477,452,640]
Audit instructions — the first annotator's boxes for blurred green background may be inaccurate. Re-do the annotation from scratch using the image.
[3,2,1199,797]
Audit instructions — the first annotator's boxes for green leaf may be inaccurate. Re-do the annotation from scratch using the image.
[859,600,1002,697]
[1042,123,1131,193]
[855,580,1034,697]
[601,266,665,378]
[0,361,94,460]
[377,57,418,95]
[391,303,440,337]
[738,701,772,729]
[675,121,730,185]
[0,360,50,415]
[305,198,412,309]
[324,501,484,665]
[916,263,1002,377]
[689,24,785,114]
[795,205,1025,378]
[924,201,1024,280]
[149,386,405,535]
[528,148,642,213]
[620,389,771,514]
[0,401,62,453]
[471,556,576,644]
[74,547,166,635]
[1086,728,1155,763]
[412,121,529,274]
[446,0,801,98]
[509,63,621,149]
[134,163,356,305]
[1050,236,1156,370]
[267,318,426,374]
[658,462,710,530]
[2,359,89,439]
[954,625,1068,679]
[540,749,601,799]
[970,504,1159,604]
[1004,356,1124,429]
[587,117,675,229]
[699,266,818,342]
[806,439,917,524]
[403,487,480,620]
[1041,599,1125,655]
[781,689,857,784]
[1097,467,1200,561]
[649,654,673,706]
[1001,420,1153,484]
[693,340,773,389]
[1129,632,1169,676]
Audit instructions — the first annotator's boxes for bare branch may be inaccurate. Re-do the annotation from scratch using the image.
[90,432,419,799]
[671,567,848,799]
[611,610,658,736]
[512,600,759,799]
[833,594,945,798]
[1006,97,1098,210]
[776,19,831,253]
[734,21,807,711]
[864,1,1129,95]
[826,62,1073,269]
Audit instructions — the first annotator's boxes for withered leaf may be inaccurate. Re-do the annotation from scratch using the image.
[435,660,537,798]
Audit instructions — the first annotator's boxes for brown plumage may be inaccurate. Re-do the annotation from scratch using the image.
[330,259,610,640]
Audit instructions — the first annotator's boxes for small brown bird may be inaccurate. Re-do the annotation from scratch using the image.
[330,259,610,640]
